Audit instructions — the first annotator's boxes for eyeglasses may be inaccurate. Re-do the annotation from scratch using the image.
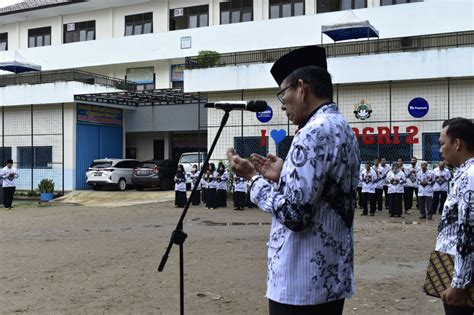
[276,83,296,104]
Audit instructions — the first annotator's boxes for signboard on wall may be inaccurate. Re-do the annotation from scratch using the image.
[181,36,191,49]
[77,104,122,126]
[408,97,429,118]
[171,64,185,82]
[126,67,154,84]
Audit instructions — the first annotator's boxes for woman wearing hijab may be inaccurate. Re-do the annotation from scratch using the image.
[233,173,246,210]
[174,164,187,208]
[190,164,201,206]
[205,163,217,209]
[216,162,228,208]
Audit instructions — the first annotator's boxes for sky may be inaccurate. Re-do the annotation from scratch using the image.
[0,0,23,9]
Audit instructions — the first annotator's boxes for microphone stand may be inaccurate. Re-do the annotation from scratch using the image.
[158,108,231,315]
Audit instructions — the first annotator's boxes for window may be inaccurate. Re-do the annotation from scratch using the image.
[0,33,7,51]
[422,133,441,162]
[381,0,422,5]
[28,27,51,48]
[0,147,12,167]
[125,12,153,36]
[220,0,253,24]
[64,21,95,44]
[170,5,209,30]
[126,67,155,90]
[269,0,304,19]
[234,136,268,158]
[317,0,367,13]
[357,134,412,163]
[276,136,294,159]
[17,146,53,169]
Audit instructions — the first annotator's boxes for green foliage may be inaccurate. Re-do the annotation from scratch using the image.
[38,179,55,193]
[196,50,220,68]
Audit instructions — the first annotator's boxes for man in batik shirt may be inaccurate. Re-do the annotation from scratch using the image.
[435,118,474,314]
[227,46,360,315]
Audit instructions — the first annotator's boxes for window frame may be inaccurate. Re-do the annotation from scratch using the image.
[422,132,441,162]
[169,5,209,31]
[28,26,52,48]
[220,0,254,25]
[0,32,8,51]
[63,20,96,44]
[234,136,268,158]
[17,146,53,169]
[124,12,153,36]
[269,0,305,19]
[381,0,422,5]
[317,0,367,13]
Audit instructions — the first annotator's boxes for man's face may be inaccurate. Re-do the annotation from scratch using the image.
[279,80,305,125]
[421,163,427,171]
[439,161,445,170]
[381,158,386,166]
[439,126,458,167]
[397,159,403,168]
[6,163,12,168]
[374,159,379,167]
[411,158,417,166]
[365,163,371,171]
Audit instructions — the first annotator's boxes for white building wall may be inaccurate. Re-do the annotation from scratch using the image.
[126,132,171,161]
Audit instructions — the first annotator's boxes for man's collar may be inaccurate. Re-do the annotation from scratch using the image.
[297,101,334,130]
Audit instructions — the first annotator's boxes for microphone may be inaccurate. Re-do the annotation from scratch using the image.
[204,100,268,112]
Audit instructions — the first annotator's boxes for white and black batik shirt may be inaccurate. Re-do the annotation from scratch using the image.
[250,103,360,306]
[435,157,474,289]
[433,168,452,192]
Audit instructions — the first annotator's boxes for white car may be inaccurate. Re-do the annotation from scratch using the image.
[178,152,207,185]
[86,159,140,191]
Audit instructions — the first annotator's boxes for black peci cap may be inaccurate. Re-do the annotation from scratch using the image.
[270,46,327,86]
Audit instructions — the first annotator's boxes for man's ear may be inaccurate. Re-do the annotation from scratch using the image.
[455,138,462,151]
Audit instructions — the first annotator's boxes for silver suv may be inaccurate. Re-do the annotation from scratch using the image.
[86,159,140,191]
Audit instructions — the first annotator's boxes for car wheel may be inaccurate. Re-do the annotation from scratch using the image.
[136,186,144,191]
[92,184,101,191]
[117,178,127,191]
[160,178,171,191]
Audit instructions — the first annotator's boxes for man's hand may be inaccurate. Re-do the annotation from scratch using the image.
[441,287,470,307]
[226,148,257,180]
[250,153,283,182]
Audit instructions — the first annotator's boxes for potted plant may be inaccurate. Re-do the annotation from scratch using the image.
[38,179,55,202]
[196,50,220,68]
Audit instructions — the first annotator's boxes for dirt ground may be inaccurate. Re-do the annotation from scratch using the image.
[0,194,444,315]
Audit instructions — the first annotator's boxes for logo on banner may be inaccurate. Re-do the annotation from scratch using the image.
[256,105,273,123]
[408,97,429,118]
[353,100,372,120]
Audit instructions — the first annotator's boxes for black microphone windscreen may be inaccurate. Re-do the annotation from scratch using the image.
[247,100,268,112]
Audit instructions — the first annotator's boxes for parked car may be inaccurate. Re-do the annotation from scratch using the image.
[131,159,178,191]
[86,159,140,191]
[178,152,207,184]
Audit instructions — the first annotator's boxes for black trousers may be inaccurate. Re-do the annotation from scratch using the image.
[383,186,389,208]
[361,192,376,214]
[389,193,403,216]
[269,299,344,315]
[206,188,216,209]
[174,191,187,207]
[404,187,415,211]
[443,303,474,315]
[216,189,227,207]
[432,191,448,214]
[3,186,15,208]
[375,188,383,211]
[233,191,246,209]
[191,189,201,205]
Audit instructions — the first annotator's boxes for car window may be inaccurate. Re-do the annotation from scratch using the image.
[114,162,125,168]
[91,161,112,168]
[180,153,206,164]
[140,162,157,169]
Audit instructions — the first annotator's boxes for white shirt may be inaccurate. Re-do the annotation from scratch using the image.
[417,169,434,197]
[404,165,420,187]
[190,170,201,190]
[250,103,360,305]
[216,171,228,191]
[1,166,18,187]
[233,175,246,192]
[386,170,406,194]
[204,171,217,189]
[379,164,391,187]
[174,173,187,192]
[360,168,377,193]
[432,167,452,192]
[435,157,474,289]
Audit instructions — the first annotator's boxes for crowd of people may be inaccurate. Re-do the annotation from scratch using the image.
[173,161,255,211]
[358,157,452,220]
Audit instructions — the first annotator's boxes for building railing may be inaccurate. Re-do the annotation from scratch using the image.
[185,31,474,69]
[0,69,137,90]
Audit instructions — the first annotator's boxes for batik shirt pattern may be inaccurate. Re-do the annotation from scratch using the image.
[361,169,377,193]
[417,170,434,197]
[435,157,474,289]
[250,103,360,305]
[433,168,452,192]
[404,166,420,187]
[386,170,406,194]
